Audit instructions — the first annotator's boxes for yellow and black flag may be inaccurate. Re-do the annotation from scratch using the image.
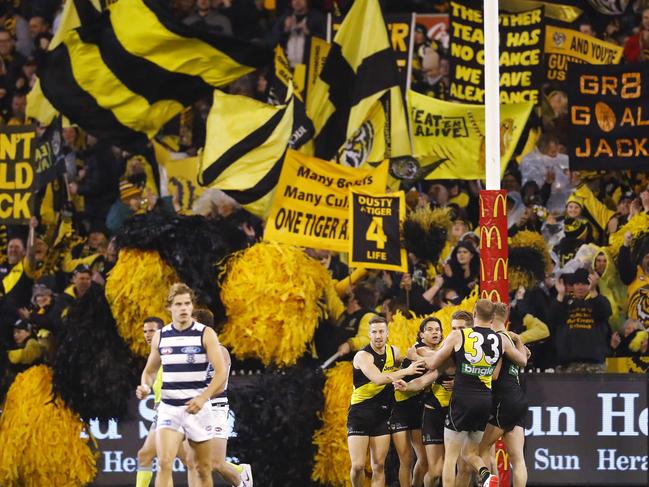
[198,89,295,219]
[307,0,410,161]
[38,0,271,150]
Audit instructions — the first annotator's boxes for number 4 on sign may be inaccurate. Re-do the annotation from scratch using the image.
[366,217,387,249]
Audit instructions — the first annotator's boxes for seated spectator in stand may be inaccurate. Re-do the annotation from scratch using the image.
[61,264,96,306]
[442,241,479,300]
[306,248,348,281]
[27,15,50,45]
[318,282,379,360]
[578,17,597,37]
[0,7,31,59]
[18,278,65,361]
[7,318,41,370]
[0,237,33,342]
[553,217,593,268]
[266,0,326,67]
[70,137,122,231]
[183,0,232,35]
[551,268,612,373]
[617,231,649,328]
[519,133,572,214]
[610,319,649,357]
[623,7,649,62]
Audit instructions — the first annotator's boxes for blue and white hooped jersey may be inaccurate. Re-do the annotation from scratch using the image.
[159,321,210,407]
[206,345,230,406]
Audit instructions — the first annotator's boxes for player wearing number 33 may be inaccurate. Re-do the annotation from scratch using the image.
[418,299,528,487]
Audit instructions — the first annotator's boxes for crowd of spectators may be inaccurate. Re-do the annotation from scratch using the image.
[1,0,649,396]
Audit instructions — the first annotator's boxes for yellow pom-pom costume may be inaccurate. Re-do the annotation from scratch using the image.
[105,249,175,357]
[220,241,335,367]
[0,365,97,486]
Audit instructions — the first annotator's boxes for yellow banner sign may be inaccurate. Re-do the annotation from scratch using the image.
[0,126,36,223]
[349,190,407,272]
[408,90,532,180]
[545,26,623,83]
[264,149,388,251]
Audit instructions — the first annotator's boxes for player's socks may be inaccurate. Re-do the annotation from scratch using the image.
[228,461,243,474]
[478,467,490,484]
[135,468,153,487]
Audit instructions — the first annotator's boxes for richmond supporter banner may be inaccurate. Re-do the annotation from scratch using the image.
[34,117,65,191]
[264,150,388,252]
[448,1,544,104]
[408,90,532,179]
[349,190,407,272]
[0,126,37,224]
[567,63,649,171]
[545,26,623,83]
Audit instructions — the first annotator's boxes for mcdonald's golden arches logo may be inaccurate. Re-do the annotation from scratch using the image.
[493,193,507,218]
[493,258,508,281]
[480,289,502,302]
[479,192,507,218]
[480,225,503,250]
[495,447,510,471]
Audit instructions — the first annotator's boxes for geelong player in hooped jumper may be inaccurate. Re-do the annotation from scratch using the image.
[137,283,228,487]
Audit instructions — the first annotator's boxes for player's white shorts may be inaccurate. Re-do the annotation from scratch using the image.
[211,402,230,440]
[156,401,216,442]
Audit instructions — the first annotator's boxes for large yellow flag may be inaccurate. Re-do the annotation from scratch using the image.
[409,90,533,180]
[33,0,270,150]
[307,0,410,161]
[198,90,295,219]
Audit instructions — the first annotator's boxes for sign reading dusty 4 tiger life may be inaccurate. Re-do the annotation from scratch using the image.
[349,190,407,272]
[0,126,36,223]
[568,63,649,171]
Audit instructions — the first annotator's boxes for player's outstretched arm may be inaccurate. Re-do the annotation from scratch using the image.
[137,330,162,399]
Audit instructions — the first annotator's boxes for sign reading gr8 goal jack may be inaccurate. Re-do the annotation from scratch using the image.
[349,191,407,272]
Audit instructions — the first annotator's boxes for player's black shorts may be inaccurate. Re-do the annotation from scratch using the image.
[347,404,390,437]
[422,405,448,444]
[488,389,528,432]
[445,391,492,432]
[389,397,423,433]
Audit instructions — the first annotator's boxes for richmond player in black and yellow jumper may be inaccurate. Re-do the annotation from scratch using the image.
[479,302,530,487]
[347,316,425,487]
[420,300,528,487]
[388,317,442,487]
[394,311,474,487]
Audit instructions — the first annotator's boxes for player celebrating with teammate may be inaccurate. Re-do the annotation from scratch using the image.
[479,302,530,487]
[417,299,528,487]
[347,316,426,487]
